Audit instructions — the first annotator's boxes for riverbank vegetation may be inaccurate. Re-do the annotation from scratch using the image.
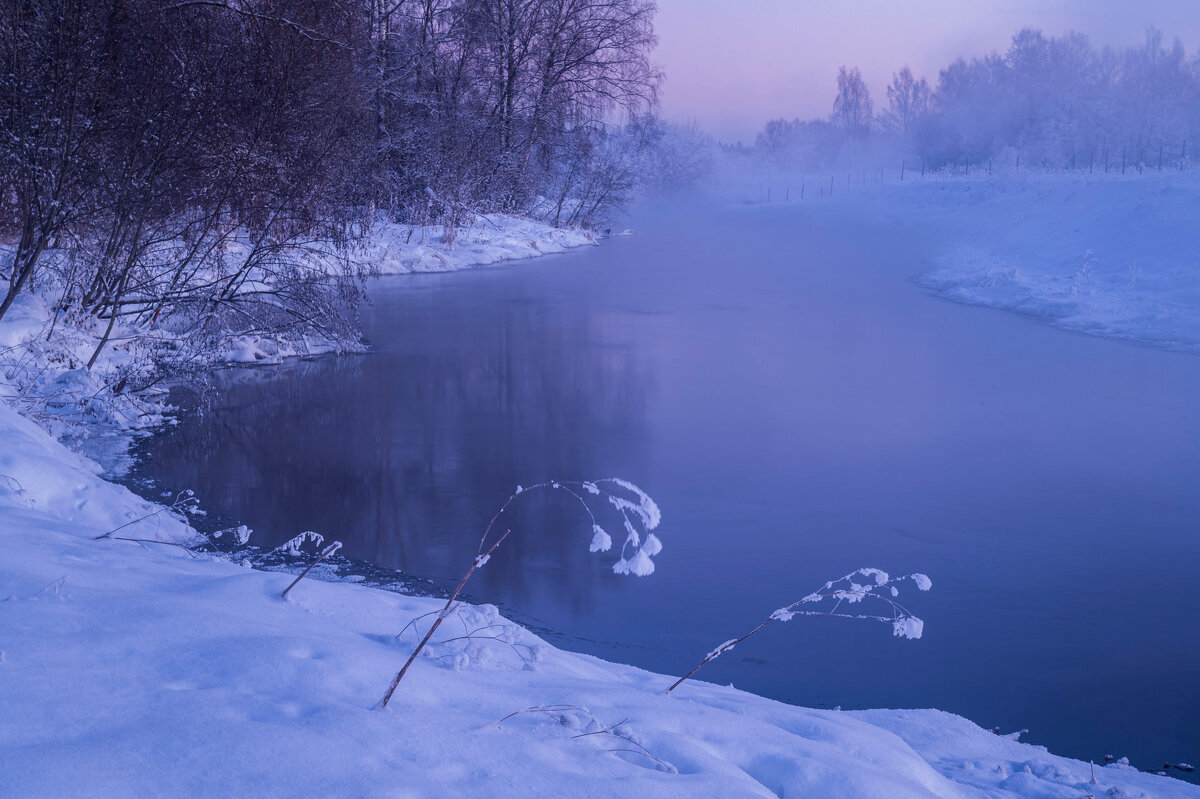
[0,0,700,423]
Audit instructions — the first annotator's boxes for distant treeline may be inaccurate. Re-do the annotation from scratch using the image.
[749,28,1200,172]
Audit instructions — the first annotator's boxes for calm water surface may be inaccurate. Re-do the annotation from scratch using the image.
[135,199,1200,774]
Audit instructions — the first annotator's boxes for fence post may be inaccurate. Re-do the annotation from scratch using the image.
[1159,144,1164,171]
[830,175,834,196]
[901,159,905,181]
[1121,145,1126,174]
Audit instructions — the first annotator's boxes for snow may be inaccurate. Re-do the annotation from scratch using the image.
[358,215,594,276]
[892,616,925,640]
[812,171,1200,354]
[1,402,1197,796]
[589,524,613,552]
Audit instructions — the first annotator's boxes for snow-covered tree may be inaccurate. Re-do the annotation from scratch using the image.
[832,66,873,139]
[882,66,930,144]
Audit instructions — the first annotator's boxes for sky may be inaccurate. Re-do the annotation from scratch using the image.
[653,0,1200,142]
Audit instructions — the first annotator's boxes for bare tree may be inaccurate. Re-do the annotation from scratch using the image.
[883,66,930,144]
[2,0,664,410]
[0,0,108,323]
[831,65,873,139]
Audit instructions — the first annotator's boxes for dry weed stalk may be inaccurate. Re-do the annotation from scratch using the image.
[378,478,662,709]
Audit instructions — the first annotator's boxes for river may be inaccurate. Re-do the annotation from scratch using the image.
[132,197,1200,774]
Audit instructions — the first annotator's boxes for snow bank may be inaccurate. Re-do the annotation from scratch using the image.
[359,215,594,276]
[825,172,1200,353]
[0,403,1194,797]
[0,403,196,545]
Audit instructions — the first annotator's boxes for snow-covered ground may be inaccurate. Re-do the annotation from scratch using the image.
[1,402,1196,797]
[805,170,1200,354]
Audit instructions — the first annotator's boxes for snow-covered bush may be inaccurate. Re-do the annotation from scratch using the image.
[378,478,662,708]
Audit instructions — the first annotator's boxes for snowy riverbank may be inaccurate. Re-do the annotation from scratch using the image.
[1,402,1196,797]
[363,214,595,276]
[0,215,594,443]
[794,170,1200,354]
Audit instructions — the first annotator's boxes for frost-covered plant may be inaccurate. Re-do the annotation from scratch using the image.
[378,478,662,709]
[496,705,676,773]
[268,530,328,558]
[210,525,252,547]
[92,489,200,541]
[665,568,932,694]
[280,541,343,599]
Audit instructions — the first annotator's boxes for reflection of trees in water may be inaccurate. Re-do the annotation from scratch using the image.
[137,286,652,614]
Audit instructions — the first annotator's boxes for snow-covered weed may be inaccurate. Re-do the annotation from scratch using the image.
[29,575,69,600]
[397,604,545,672]
[210,525,252,547]
[665,568,932,694]
[0,473,29,504]
[1072,250,1099,295]
[279,541,343,600]
[496,705,677,773]
[378,479,662,708]
[268,530,327,558]
[93,489,199,542]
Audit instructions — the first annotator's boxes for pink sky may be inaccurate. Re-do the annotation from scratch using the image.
[653,0,1200,142]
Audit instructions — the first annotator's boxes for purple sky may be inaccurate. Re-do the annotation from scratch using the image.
[653,0,1200,142]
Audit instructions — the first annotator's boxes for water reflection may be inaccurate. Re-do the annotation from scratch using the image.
[141,275,653,614]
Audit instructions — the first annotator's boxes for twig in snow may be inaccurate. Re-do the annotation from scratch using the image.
[495,705,675,773]
[280,541,343,599]
[93,490,198,540]
[109,536,205,557]
[30,575,68,598]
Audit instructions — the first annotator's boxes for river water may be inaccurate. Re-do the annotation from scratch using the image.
[133,198,1200,774]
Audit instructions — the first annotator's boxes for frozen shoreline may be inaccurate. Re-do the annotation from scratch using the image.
[1,407,1196,796]
[781,170,1200,355]
[0,215,594,444]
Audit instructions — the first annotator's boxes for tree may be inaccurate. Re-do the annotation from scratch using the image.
[882,66,929,144]
[0,0,107,323]
[831,66,873,139]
